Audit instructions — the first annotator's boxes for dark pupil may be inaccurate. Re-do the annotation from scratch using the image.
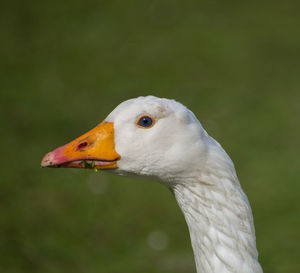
[139,116,152,127]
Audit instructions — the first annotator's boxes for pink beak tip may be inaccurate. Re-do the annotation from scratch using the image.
[41,144,69,167]
[41,151,54,167]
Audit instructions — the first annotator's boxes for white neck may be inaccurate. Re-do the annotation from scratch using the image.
[172,164,263,273]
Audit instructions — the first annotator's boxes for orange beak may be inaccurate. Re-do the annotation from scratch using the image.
[41,121,120,170]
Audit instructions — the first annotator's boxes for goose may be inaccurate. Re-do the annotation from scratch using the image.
[41,96,263,273]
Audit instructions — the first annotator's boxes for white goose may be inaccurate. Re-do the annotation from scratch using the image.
[42,96,263,273]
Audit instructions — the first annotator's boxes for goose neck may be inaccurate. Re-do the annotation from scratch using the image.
[172,175,263,273]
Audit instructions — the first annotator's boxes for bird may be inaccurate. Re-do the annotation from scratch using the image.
[41,96,263,273]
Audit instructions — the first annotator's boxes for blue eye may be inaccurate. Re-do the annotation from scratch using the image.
[137,115,154,128]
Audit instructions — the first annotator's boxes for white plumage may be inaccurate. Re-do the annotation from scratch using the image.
[105,96,263,273]
[43,95,263,273]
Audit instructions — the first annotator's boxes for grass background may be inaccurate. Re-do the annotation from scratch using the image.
[1,1,299,272]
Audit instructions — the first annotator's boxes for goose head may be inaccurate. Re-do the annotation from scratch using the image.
[42,96,212,184]
[41,96,262,273]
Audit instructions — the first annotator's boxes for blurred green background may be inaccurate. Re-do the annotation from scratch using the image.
[1,1,299,272]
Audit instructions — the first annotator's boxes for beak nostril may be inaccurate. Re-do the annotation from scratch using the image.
[76,141,89,151]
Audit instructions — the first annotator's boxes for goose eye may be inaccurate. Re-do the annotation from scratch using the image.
[137,115,154,128]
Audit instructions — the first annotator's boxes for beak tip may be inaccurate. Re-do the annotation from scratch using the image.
[41,152,54,167]
[41,144,69,168]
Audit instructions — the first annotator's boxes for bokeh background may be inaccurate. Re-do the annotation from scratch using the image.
[1,1,299,272]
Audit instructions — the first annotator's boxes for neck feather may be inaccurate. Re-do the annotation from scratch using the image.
[172,164,263,273]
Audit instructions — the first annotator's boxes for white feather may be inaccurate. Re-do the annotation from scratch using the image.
[105,96,263,273]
